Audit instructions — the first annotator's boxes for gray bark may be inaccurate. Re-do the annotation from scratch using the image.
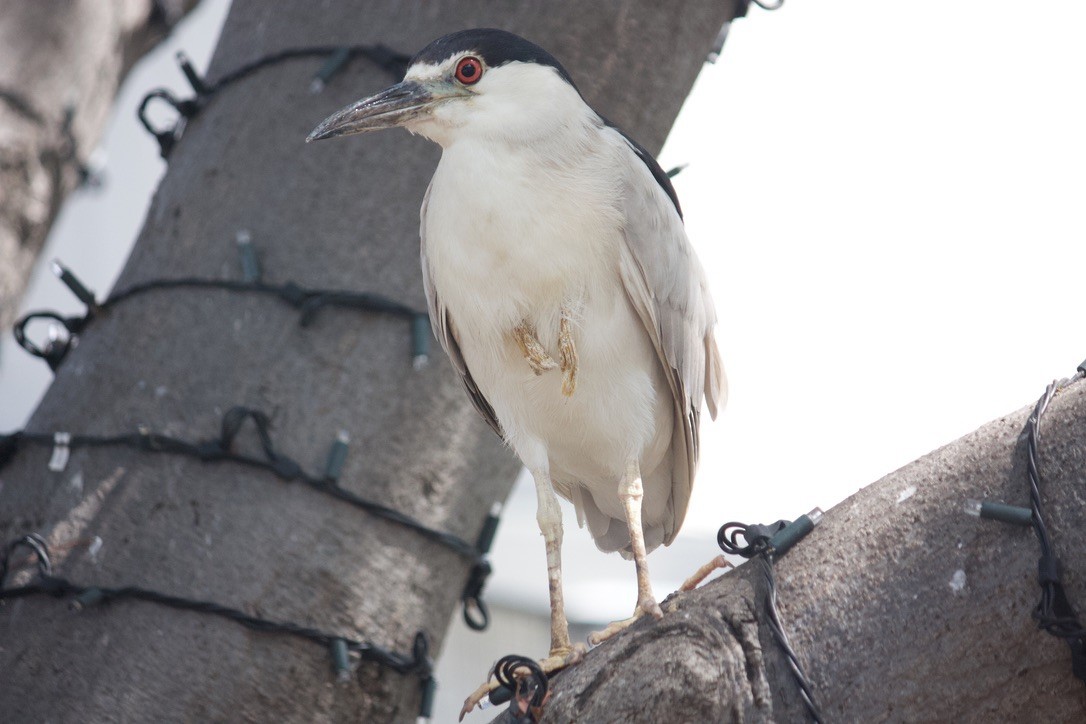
[0,2,739,722]
[538,379,1086,722]
[0,0,199,329]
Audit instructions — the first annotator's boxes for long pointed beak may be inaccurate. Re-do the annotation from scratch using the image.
[307,80,444,142]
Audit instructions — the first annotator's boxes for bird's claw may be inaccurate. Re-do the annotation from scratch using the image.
[640,597,664,620]
[587,598,662,647]
[458,644,585,721]
[510,313,577,396]
[513,322,559,375]
[459,680,498,722]
[662,555,733,613]
[558,310,578,397]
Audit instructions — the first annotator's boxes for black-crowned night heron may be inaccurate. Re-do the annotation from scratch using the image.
[308,28,726,713]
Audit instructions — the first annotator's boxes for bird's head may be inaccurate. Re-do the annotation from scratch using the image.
[307,28,587,148]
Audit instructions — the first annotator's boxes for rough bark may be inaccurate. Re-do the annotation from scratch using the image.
[0,0,199,329]
[537,378,1086,722]
[0,2,739,722]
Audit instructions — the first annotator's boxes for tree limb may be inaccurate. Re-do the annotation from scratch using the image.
[532,377,1086,721]
[0,0,199,329]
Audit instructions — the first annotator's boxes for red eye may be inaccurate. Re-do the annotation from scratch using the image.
[455,56,483,85]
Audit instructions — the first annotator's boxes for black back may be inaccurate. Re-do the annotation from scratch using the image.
[413,28,682,219]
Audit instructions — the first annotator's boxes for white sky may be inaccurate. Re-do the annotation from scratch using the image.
[2,0,1084,626]
[668,0,1086,537]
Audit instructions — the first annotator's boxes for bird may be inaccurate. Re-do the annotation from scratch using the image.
[308,27,726,714]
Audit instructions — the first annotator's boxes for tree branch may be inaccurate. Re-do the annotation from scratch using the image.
[0,0,200,329]
[533,377,1086,721]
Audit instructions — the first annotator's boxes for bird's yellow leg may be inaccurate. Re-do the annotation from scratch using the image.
[459,467,585,720]
[678,555,733,591]
[558,306,578,397]
[512,321,558,375]
[588,460,663,646]
[660,555,733,614]
[620,459,662,620]
[533,466,577,656]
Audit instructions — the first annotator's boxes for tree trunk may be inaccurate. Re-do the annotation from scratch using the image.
[0,0,199,330]
[536,378,1086,722]
[0,2,739,721]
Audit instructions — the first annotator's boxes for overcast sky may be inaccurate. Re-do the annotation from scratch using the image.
[2,1,1084,626]
[670,0,1086,538]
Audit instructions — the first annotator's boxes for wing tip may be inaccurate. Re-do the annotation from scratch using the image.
[704,331,727,420]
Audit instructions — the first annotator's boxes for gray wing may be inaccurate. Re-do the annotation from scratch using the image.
[419,181,504,438]
[610,130,727,545]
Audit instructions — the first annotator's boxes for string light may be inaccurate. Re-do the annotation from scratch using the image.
[0,405,501,628]
[0,534,436,719]
[139,44,410,158]
[966,359,1086,686]
[14,254,429,372]
[481,654,549,719]
[718,509,825,723]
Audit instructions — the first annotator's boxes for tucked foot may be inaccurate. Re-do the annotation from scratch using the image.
[663,554,733,613]
[680,554,732,592]
[587,597,663,647]
[459,645,585,721]
[558,308,578,397]
[513,321,558,375]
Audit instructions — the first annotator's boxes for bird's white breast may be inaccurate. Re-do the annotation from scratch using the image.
[422,130,673,516]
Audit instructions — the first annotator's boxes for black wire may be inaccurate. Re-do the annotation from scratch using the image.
[13,274,424,372]
[0,535,430,677]
[717,519,788,558]
[1024,366,1086,682]
[205,45,408,97]
[0,533,52,586]
[718,520,824,722]
[103,276,419,325]
[0,408,473,559]
[139,43,409,158]
[487,654,548,720]
[735,0,785,18]
[0,406,497,630]
[756,556,824,723]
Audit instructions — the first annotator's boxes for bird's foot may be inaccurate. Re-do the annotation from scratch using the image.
[513,322,558,375]
[662,554,733,613]
[458,644,586,721]
[558,309,578,397]
[587,596,663,647]
[678,554,732,591]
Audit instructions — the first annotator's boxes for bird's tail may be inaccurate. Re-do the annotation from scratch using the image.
[571,485,666,559]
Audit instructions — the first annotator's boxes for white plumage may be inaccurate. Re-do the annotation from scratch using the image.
[308,27,726,708]
[414,56,724,556]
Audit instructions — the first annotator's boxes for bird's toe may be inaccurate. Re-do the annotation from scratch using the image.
[458,645,586,720]
[542,642,586,671]
[459,680,498,721]
[639,598,664,620]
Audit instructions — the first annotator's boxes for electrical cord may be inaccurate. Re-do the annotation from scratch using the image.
[139,44,409,158]
[0,405,500,631]
[13,260,429,372]
[1024,363,1086,682]
[718,514,825,723]
[0,534,437,718]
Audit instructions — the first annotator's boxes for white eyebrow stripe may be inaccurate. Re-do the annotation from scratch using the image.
[405,58,460,81]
